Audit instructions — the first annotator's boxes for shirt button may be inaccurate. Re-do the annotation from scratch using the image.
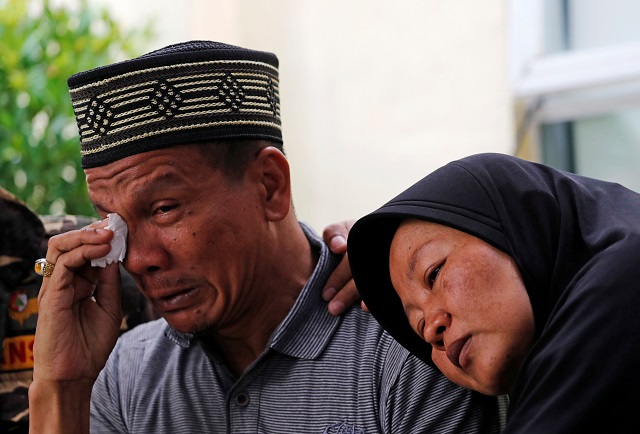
[236,392,250,407]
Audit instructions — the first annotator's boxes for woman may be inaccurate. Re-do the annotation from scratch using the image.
[345,153,640,432]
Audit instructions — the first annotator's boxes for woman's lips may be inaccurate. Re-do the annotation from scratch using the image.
[446,336,470,368]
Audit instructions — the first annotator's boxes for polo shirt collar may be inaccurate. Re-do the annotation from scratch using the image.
[267,223,342,359]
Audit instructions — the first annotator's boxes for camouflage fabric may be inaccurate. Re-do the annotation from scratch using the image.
[0,188,157,431]
[0,187,44,431]
[40,214,98,237]
[0,187,45,294]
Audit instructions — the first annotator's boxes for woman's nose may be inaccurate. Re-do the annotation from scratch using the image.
[423,311,451,351]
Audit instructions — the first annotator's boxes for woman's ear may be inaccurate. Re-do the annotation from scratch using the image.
[253,146,291,222]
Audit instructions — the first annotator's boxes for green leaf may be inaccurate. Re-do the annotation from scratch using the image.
[0,0,152,215]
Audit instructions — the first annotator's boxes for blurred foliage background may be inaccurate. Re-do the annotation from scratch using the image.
[0,0,152,216]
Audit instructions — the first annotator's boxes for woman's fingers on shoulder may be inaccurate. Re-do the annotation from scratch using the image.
[323,252,361,316]
[322,249,352,298]
[322,219,356,254]
[327,279,360,316]
[322,219,359,316]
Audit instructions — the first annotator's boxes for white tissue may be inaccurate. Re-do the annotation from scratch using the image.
[91,213,128,268]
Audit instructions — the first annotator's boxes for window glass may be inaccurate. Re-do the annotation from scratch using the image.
[572,107,640,192]
[538,0,640,192]
[544,0,640,53]
[542,107,640,193]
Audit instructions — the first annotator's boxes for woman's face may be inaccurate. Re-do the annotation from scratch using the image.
[389,219,535,395]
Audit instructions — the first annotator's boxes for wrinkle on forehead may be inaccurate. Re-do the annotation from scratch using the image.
[87,147,208,185]
[85,150,207,211]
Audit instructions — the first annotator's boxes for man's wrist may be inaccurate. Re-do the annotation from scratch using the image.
[28,378,93,434]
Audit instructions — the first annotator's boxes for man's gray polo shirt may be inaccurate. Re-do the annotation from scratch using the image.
[90,224,501,433]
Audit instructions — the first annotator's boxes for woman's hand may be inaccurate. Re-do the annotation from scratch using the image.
[322,219,368,315]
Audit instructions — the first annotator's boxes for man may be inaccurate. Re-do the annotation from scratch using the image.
[28,41,502,433]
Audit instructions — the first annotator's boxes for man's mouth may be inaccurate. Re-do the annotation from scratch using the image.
[152,287,199,312]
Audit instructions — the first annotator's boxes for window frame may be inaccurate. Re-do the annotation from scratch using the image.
[508,0,640,124]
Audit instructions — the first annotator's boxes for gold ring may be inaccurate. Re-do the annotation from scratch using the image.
[34,258,55,277]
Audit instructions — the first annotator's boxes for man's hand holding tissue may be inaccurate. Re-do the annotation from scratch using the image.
[30,215,126,431]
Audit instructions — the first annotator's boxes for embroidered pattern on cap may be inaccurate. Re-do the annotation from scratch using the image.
[67,41,283,168]
[70,60,281,158]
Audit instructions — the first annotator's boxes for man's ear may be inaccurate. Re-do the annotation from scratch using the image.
[253,146,291,222]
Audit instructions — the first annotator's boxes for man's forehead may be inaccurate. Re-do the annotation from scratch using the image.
[85,147,194,181]
[87,167,189,196]
[89,172,185,215]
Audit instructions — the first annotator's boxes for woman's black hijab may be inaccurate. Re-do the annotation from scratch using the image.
[348,152,640,431]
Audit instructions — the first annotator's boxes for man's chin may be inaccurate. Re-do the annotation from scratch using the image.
[163,315,214,335]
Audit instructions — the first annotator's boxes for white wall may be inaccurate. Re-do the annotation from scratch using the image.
[94,0,514,232]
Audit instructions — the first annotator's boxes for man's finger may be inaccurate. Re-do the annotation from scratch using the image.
[93,263,123,321]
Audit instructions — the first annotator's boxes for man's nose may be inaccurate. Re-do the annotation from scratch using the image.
[124,225,168,275]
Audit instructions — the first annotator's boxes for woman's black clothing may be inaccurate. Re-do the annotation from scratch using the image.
[348,153,640,433]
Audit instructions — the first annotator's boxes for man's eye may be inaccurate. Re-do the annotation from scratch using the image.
[428,266,441,286]
[155,205,174,214]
